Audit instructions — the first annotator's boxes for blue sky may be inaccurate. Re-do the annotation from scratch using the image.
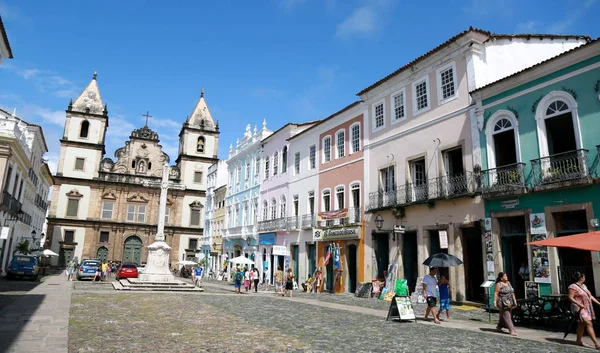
[1,0,599,171]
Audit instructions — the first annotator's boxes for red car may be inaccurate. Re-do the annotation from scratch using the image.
[116,263,138,280]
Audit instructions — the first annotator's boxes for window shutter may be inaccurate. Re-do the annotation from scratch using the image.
[66,199,79,217]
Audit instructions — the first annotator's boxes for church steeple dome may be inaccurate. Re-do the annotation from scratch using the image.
[70,71,104,115]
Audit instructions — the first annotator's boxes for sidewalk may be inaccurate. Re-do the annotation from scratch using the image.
[202,280,596,349]
[0,274,71,353]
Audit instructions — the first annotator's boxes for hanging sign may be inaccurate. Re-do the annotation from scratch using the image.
[272,245,288,256]
[531,233,551,283]
[529,213,547,234]
[0,227,9,240]
[439,230,448,249]
[318,209,348,220]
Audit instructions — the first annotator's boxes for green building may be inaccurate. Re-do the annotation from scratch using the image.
[471,39,600,298]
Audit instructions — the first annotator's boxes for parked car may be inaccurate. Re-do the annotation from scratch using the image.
[6,255,39,281]
[76,259,101,281]
[137,264,146,274]
[116,263,138,280]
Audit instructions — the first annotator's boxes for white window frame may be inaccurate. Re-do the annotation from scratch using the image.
[391,87,407,124]
[74,157,86,171]
[412,75,430,115]
[436,62,458,105]
[349,122,361,154]
[273,152,279,176]
[309,145,316,169]
[194,171,203,184]
[245,161,250,180]
[334,185,345,210]
[322,136,332,163]
[321,188,332,212]
[126,204,146,222]
[101,201,114,219]
[294,152,300,175]
[280,196,286,218]
[485,110,522,170]
[534,91,582,159]
[372,99,386,132]
[335,129,345,159]
[270,198,277,220]
[262,200,268,221]
[264,157,270,180]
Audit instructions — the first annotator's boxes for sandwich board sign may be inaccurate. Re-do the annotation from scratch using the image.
[386,296,416,322]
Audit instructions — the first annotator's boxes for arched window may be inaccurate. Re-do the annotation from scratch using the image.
[148,162,152,170]
[535,91,581,158]
[485,111,521,170]
[270,198,277,220]
[273,152,279,175]
[280,195,286,218]
[131,160,136,168]
[80,120,90,138]
[282,146,288,173]
[197,136,205,153]
[262,200,268,221]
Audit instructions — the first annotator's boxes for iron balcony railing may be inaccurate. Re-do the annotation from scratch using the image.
[257,218,287,232]
[28,168,39,187]
[2,191,22,214]
[479,163,526,196]
[286,216,300,230]
[35,194,48,211]
[301,214,316,229]
[18,210,31,225]
[531,149,589,186]
[315,207,363,227]
[367,172,478,211]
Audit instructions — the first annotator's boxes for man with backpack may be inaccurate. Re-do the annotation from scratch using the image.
[233,266,243,294]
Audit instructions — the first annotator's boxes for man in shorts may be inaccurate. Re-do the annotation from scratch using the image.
[194,266,203,288]
[422,267,440,324]
[274,266,284,295]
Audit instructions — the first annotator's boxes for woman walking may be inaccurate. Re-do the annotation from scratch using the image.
[252,268,260,293]
[493,272,517,336]
[284,268,295,297]
[568,271,600,349]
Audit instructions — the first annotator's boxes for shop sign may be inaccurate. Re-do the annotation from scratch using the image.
[0,227,9,240]
[501,199,519,209]
[259,233,276,245]
[313,226,360,241]
[484,218,492,231]
[529,213,547,234]
[439,230,448,249]
[272,245,288,256]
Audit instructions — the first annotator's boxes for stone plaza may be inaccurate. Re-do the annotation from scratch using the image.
[0,275,597,353]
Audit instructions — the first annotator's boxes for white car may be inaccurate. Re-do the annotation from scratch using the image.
[137,264,146,274]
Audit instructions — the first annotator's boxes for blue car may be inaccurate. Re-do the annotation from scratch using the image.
[7,255,39,281]
[76,259,101,280]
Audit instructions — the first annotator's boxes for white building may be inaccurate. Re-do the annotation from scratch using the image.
[0,108,52,274]
[0,15,13,64]
[203,159,227,273]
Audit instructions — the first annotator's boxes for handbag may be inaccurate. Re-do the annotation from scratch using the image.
[501,296,515,309]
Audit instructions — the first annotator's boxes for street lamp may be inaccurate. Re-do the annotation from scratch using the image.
[375,215,384,230]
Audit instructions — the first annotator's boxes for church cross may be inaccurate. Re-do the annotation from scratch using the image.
[142,163,186,242]
[142,111,152,127]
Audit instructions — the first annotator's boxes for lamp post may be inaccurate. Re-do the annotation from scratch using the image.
[375,215,384,230]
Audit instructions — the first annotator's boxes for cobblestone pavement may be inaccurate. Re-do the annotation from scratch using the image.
[0,274,50,312]
[69,283,588,353]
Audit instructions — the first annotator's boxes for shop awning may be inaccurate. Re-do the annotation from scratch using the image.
[527,231,600,251]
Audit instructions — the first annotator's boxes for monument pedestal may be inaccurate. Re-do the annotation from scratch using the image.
[138,241,175,282]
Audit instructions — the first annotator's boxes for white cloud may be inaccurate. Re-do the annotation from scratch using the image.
[20,69,45,79]
[43,152,59,174]
[148,117,181,130]
[334,0,395,40]
[1,63,79,98]
[17,105,65,126]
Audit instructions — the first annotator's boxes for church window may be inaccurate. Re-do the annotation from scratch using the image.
[188,238,198,249]
[197,136,205,153]
[282,146,288,173]
[74,158,85,171]
[132,160,136,168]
[148,162,152,170]
[80,120,90,138]
[101,201,114,219]
[64,230,75,243]
[194,171,203,183]
[99,231,109,243]
[66,199,79,217]
[126,204,146,222]
[190,209,201,226]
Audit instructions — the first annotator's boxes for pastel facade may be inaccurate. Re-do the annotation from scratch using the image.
[203,159,227,273]
[471,39,600,297]
[361,28,589,301]
[223,122,272,265]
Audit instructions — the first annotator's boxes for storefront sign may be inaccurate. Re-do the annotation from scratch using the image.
[272,245,288,256]
[484,218,492,231]
[529,213,547,234]
[439,230,448,249]
[0,227,9,240]
[313,226,360,241]
[531,232,551,283]
[501,199,519,209]
[259,233,276,245]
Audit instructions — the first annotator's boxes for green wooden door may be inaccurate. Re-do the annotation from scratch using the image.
[96,247,109,262]
[61,248,74,267]
[123,236,143,265]
[307,244,316,277]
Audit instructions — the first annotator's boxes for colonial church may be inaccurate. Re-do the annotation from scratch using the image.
[46,73,219,267]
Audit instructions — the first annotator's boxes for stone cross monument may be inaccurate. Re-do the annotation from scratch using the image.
[139,163,186,282]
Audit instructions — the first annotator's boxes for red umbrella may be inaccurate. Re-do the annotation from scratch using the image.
[527,231,600,251]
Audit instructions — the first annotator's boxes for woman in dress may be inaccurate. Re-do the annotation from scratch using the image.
[568,272,600,349]
[493,272,517,336]
[284,268,295,297]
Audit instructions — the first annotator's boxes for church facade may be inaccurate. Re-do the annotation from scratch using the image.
[46,73,219,267]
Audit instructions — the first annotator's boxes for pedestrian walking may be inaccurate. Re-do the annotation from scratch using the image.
[67,258,77,281]
[233,266,243,294]
[568,271,600,349]
[244,267,251,292]
[436,276,451,321]
[101,261,108,281]
[263,266,271,291]
[194,266,203,288]
[423,267,440,324]
[253,268,260,293]
[493,272,517,336]
[107,261,113,278]
[284,268,295,297]
[274,266,284,295]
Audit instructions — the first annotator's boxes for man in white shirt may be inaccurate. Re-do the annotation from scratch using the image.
[422,267,441,324]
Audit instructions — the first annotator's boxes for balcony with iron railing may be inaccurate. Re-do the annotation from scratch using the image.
[530,149,590,189]
[302,214,316,229]
[479,163,527,198]
[286,216,300,230]
[28,168,39,187]
[257,218,287,232]
[367,173,478,211]
[18,211,32,226]
[35,194,48,211]
[1,191,22,214]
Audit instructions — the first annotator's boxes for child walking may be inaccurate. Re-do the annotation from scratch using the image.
[437,276,451,321]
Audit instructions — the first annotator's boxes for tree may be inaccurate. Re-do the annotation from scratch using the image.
[15,240,32,255]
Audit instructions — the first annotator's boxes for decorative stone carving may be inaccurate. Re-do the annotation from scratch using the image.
[66,189,83,198]
[189,200,204,209]
[100,158,114,172]
[126,193,149,203]
[169,166,180,179]
[101,191,117,200]
[131,125,159,140]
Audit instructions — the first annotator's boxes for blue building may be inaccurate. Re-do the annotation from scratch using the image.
[223,121,272,266]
